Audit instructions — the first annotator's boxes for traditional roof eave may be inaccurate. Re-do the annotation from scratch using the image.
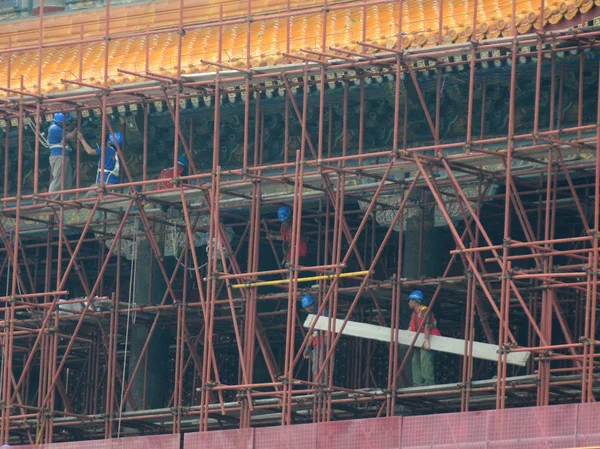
[0,3,597,103]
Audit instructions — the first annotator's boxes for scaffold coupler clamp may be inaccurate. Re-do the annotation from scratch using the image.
[93,184,105,197]
[498,344,512,355]
[585,264,599,277]
[197,381,218,393]
[314,380,328,392]
[579,336,594,347]
[588,228,600,240]
[235,389,250,402]
[501,268,513,281]
[458,381,472,392]
[538,351,552,362]
[383,388,394,400]
[170,406,184,416]
[397,52,407,66]
[393,148,410,159]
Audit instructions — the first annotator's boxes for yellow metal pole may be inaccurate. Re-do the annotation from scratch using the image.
[231,270,370,289]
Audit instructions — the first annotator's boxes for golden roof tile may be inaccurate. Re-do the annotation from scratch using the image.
[0,0,595,95]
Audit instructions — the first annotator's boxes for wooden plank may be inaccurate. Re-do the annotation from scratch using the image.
[304,314,530,366]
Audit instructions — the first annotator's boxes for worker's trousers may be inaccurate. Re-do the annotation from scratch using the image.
[311,333,329,384]
[311,349,330,384]
[49,155,73,195]
[412,348,435,387]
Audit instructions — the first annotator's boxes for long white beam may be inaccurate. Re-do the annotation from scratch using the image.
[304,314,530,366]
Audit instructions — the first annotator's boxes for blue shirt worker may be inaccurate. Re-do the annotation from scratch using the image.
[47,112,76,196]
[77,131,122,197]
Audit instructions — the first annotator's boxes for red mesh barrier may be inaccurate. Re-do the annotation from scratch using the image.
[254,422,317,449]
[8,402,600,448]
[185,428,253,449]
[487,404,578,449]
[401,409,489,449]
[11,434,179,449]
[318,416,401,449]
[576,401,600,446]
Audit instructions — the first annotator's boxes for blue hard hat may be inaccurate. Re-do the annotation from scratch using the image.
[177,156,189,167]
[53,112,72,124]
[278,206,292,222]
[108,132,124,148]
[408,290,424,303]
[301,295,315,309]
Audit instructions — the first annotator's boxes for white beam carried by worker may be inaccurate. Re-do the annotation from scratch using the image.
[304,314,530,367]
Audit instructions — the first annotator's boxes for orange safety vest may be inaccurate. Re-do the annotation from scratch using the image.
[409,305,441,336]
[280,222,307,258]
[154,166,183,191]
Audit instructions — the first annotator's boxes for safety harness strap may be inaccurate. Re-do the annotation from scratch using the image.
[49,144,73,153]
[97,153,120,183]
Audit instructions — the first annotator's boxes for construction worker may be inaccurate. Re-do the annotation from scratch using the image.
[77,131,121,197]
[154,156,189,190]
[271,206,307,268]
[301,294,328,383]
[48,112,76,196]
[407,289,441,387]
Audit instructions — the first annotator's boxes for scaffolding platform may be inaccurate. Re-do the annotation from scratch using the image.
[2,142,594,224]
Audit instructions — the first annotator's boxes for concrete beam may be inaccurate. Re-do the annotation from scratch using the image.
[304,314,530,366]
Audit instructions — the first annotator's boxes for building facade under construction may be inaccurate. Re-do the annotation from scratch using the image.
[0,0,599,446]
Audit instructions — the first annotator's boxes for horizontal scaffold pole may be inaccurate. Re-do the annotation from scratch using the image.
[231,270,370,289]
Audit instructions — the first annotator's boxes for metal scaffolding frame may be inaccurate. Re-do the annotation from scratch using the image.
[0,0,599,445]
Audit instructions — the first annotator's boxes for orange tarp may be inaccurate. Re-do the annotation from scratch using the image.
[0,0,596,95]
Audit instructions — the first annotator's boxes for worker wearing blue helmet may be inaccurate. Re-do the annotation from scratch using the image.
[277,206,291,222]
[407,289,441,387]
[301,294,315,312]
[270,206,307,268]
[77,130,122,197]
[48,112,77,196]
[301,294,329,382]
[154,155,189,191]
